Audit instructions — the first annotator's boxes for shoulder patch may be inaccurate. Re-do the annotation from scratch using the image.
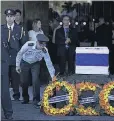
[28,43,34,46]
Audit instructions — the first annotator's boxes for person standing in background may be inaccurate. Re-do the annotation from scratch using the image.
[95,17,109,47]
[55,15,79,77]
[15,9,29,45]
[105,19,113,76]
[48,18,61,65]
[28,19,44,41]
[88,21,96,46]
[28,19,46,85]
[96,17,112,75]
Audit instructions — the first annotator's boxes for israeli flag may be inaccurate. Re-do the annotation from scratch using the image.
[75,47,109,75]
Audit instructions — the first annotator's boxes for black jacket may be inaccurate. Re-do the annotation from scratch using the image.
[15,22,29,45]
[1,23,22,65]
[96,23,112,48]
[55,26,79,56]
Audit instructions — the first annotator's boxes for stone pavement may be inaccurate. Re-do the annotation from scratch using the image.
[1,101,114,121]
[1,74,114,120]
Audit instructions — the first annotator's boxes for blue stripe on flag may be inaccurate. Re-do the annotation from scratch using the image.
[76,53,108,66]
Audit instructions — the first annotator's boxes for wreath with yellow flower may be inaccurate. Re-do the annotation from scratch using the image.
[41,81,78,116]
[99,81,114,116]
[75,82,101,115]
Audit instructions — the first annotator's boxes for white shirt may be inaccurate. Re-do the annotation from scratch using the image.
[16,41,55,79]
[7,23,14,30]
[28,30,44,41]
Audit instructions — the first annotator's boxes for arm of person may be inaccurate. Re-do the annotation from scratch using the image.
[55,29,66,45]
[43,47,55,79]
[70,28,80,47]
[16,42,29,68]
[52,26,61,44]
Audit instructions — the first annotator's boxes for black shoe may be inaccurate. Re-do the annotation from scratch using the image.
[33,100,41,109]
[13,93,20,101]
[21,100,29,104]
[5,115,13,120]
[14,97,20,101]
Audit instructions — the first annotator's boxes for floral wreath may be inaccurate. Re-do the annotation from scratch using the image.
[41,81,78,116]
[75,82,101,115]
[99,81,114,116]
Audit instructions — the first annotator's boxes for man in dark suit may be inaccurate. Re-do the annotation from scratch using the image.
[55,15,79,76]
[1,32,13,119]
[15,9,29,45]
[2,9,22,101]
[96,17,112,48]
[96,17,112,75]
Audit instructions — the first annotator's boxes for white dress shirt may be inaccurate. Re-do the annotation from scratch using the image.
[28,30,44,41]
[7,23,14,30]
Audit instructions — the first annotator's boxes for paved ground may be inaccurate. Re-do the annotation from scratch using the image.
[1,101,114,121]
[1,74,114,120]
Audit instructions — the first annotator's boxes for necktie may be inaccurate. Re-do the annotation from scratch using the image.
[65,28,69,49]
[65,28,69,39]
[8,27,11,42]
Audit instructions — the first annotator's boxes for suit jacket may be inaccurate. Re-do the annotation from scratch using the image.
[55,26,79,56]
[96,23,112,49]
[1,23,22,65]
[15,22,29,45]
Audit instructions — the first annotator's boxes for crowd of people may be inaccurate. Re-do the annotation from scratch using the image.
[48,7,114,75]
[1,6,114,120]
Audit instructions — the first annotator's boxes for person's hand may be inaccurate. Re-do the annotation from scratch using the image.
[16,66,21,74]
[52,76,57,82]
[65,38,71,44]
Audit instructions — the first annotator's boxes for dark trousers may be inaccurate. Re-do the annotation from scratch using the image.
[109,45,114,74]
[9,65,20,99]
[20,60,40,102]
[1,62,13,117]
[59,48,75,74]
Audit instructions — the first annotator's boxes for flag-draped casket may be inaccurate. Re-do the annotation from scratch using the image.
[75,47,109,75]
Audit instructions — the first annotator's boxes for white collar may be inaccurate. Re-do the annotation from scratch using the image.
[7,23,14,30]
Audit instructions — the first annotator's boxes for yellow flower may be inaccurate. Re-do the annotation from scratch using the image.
[55,81,61,86]
[90,86,96,91]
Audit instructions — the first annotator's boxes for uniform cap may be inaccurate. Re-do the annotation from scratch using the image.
[5,9,16,15]
[36,34,49,42]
